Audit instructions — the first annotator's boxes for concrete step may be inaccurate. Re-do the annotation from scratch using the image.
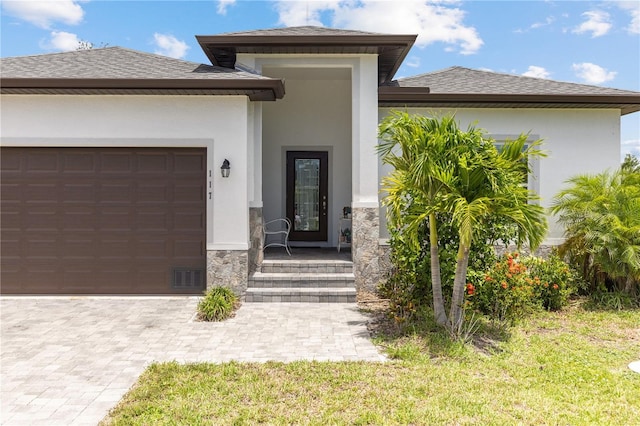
[260,260,353,274]
[248,272,355,288]
[245,287,357,303]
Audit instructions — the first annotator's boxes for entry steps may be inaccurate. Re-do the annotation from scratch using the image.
[246,259,356,303]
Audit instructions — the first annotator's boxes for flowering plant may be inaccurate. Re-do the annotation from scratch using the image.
[522,253,577,310]
[468,253,539,323]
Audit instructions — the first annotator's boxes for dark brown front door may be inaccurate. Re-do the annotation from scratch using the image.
[0,147,206,294]
[286,151,328,242]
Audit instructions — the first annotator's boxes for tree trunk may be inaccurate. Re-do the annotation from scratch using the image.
[429,213,448,326]
[623,275,636,295]
[449,243,471,333]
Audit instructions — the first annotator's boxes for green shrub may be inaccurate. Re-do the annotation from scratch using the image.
[586,291,640,311]
[197,287,239,321]
[522,253,579,310]
[551,158,640,295]
[469,253,579,322]
[379,213,511,325]
[469,253,538,324]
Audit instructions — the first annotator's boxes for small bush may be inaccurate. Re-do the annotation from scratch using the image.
[522,253,579,310]
[586,291,639,311]
[468,253,538,324]
[197,287,239,321]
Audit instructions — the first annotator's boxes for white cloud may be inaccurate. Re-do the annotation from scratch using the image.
[40,30,81,51]
[275,0,484,55]
[1,0,85,29]
[572,62,617,84]
[615,1,640,34]
[531,16,555,29]
[522,66,551,79]
[217,0,236,15]
[573,10,611,37]
[153,33,189,59]
[622,138,640,160]
[405,56,420,68]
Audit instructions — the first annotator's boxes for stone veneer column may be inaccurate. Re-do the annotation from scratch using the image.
[352,207,381,292]
[207,250,248,297]
[248,207,264,273]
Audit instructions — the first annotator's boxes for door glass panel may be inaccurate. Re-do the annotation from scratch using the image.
[294,158,320,232]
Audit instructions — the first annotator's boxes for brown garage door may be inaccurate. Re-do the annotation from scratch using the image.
[1,147,206,294]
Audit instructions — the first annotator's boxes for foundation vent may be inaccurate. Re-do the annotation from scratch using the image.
[172,268,205,290]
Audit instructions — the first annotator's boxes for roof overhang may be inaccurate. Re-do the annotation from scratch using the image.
[378,88,640,115]
[196,34,416,85]
[0,77,285,101]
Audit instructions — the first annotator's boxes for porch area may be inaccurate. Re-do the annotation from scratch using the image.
[246,247,356,303]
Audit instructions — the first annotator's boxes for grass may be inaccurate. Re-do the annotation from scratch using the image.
[102,302,640,425]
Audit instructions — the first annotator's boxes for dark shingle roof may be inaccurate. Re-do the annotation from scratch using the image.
[0,47,284,100]
[217,26,386,37]
[396,66,639,96]
[379,66,640,115]
[196,26,416,84]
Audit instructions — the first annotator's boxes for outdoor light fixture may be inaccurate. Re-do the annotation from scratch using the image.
[221,159,231,178]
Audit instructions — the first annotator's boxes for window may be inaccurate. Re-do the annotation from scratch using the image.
[493,135,541,196]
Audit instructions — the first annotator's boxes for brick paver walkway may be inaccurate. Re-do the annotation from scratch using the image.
[0,297,384,425]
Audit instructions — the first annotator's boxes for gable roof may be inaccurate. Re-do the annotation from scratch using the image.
[379,67,640,115]
[196,26,416,85]
[0,47,285,100]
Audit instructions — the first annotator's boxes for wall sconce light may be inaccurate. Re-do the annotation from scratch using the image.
[220,159,231,178]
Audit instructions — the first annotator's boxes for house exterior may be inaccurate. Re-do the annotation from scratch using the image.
[1,26,639,296]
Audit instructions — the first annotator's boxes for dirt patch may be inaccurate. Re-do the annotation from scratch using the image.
[357,291,402,338]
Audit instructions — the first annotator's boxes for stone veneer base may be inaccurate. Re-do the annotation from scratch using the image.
[207,250,248,297]
[249,207,264,274]
[351,207,381,292]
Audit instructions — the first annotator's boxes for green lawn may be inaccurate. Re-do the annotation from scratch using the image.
[102,304,640,425]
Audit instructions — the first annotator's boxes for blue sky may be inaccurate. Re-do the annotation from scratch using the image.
[2,0,639,159]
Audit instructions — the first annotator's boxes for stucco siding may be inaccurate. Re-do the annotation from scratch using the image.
[1,94,252,249]
[262,78,352,247]
[378,107,621,244]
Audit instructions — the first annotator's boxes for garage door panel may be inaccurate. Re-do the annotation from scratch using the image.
[101,183,133,203]
[174,239,204,258]
[25,184,59,203]
[137,153,170,174]
[137,184,169,203]
[24,208,59,230]
[100,152,133,173]
[63,152,96,173]
[173,209,205,228]
[62,237,97,259]
[99,209,132,231]
[136,239,169,258]
[63,208,97,231]
[174,183,206,202]
[136,211,169,230]
[63,183,97,203]
[1,147,206,294]
[26,152,59,172]
[175,152,205,172]
[1,150,21,171]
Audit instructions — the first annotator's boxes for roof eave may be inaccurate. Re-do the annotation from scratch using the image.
[196,33,417,84]
[0,77,285,101]
[378,89,640,115]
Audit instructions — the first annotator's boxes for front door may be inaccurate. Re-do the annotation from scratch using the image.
[286,151,328,242]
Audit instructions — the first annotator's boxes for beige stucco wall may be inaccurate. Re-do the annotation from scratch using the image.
[378,107,622,245]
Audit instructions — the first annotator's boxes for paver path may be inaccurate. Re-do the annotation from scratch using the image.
[1,297,384,425]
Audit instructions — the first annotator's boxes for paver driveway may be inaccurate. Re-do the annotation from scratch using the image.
[1,297,384,425]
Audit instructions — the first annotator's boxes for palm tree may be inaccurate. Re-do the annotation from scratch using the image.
[378,112,547,334]
[551,162,640,294]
